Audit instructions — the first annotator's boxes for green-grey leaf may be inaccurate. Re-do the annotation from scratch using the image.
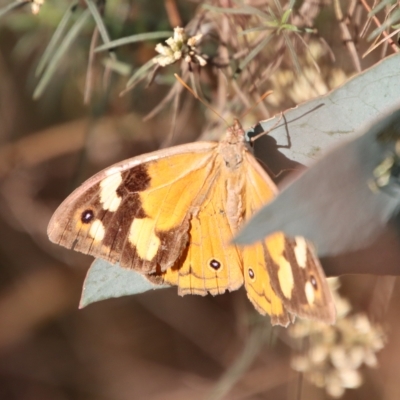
[236,105,400,257]
[102,58,131,76]
[368,8,400,41]
[238,33,274,72]
[0,0,29,20]
[36,2,78,77]
[282,30,301,73]
[95,31,173,52]
[79,259,169,308]
[237,53,400,256]
[369,0,395,17]
[84,0,111,44]
[125,58,155,88]
[33,8,91,99]
[281,8,292,24]
[246,52,400,165]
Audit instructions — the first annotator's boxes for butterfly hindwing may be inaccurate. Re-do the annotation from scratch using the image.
[264,233,336,323]
[242,153,291,325]
[244,152,335,324]
[47,143,219,273]
[242,242,291,326]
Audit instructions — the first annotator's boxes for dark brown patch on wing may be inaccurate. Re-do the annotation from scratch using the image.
[282,238,309,305]
[264,238,335,323]
[53,166,151,258]
[101,193,147,246]
[117,165,151,196]
[118,221,190,274]
[97,162,190,272]
[146,242,191,285]
[263,238,309,307]
[98,195,144,258]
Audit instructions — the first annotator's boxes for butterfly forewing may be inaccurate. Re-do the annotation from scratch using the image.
[48,143,218,273]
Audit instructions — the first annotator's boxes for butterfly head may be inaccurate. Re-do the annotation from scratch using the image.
[224,119,246,144]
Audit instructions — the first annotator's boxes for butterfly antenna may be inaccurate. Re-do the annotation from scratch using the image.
[250,112,283,143]
[238,90,273,120]
[174,73,229,126]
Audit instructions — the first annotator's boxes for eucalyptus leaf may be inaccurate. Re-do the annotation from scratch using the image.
[246,52,400,165]
[80,259,169,308]
[236,53,400,258]
[235,105,400,257]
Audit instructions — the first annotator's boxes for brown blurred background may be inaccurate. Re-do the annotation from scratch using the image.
[0,1,400,399]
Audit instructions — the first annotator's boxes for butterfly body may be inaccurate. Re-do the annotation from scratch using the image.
[48,119,335,326]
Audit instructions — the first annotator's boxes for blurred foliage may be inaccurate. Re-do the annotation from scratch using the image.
[0,1,400,399]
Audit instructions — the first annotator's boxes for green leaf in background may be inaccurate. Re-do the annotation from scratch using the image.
[33,8,91,99]
[35,2,79,77]
[95,31,173,52]
[80,259,168,308]
[0,0,30,20]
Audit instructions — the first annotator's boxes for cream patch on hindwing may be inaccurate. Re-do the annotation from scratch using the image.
[99,173,123,211]
[129,217,160,261]
[277,255,294,299]
[88,219,105,242]
[294,236,308,269]
[305,281,316,305]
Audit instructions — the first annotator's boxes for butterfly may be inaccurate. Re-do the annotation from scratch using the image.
[47,119,335,326]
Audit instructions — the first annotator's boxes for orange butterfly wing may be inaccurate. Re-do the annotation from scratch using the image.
[242,153,291,325]
[244,153,335,324]
[47,143,219,274]
[156,169,244,295]
[152,150,291,325]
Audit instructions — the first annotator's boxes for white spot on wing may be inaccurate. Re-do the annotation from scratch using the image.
[129,218,160,261]
[294,236,307,269]
[305,281,315,305]
[89,219,105,242]
[105,166,123,176]
[277,257,294,299]
[100,173,123,211]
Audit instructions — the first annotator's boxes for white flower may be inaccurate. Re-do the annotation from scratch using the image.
[31,0,44,14]
[153,27,206,67]
[187,33,202,47]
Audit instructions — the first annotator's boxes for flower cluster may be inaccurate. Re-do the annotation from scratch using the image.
[31,0,44,14]
[289,278,386,398]
[154,27,207,67]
